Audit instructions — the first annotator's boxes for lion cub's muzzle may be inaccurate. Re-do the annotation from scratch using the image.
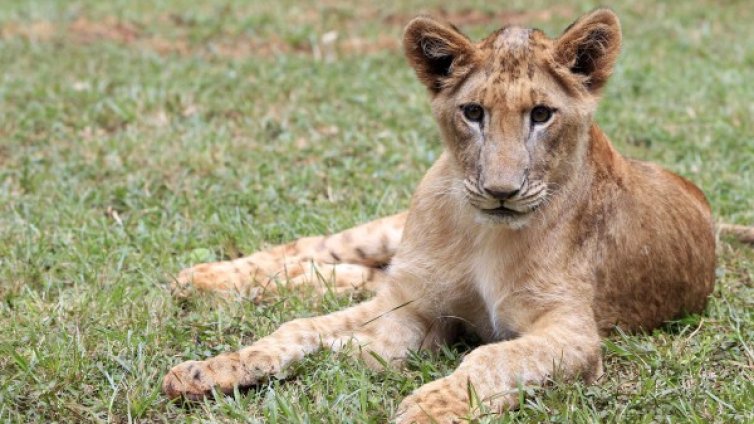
[463,177,549,219]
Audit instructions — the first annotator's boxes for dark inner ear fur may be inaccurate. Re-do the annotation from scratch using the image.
[570,27,612,78]
[556,9,622,94]
[419,37,455,78]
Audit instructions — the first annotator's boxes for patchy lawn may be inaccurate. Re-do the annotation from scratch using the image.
[1,0,752,422]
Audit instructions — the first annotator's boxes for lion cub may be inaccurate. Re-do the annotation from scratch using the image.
[164,9,721,422]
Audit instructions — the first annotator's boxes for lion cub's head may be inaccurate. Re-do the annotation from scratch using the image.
[404,9,621,227]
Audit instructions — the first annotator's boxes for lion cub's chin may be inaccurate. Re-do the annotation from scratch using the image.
[473,207,534,229]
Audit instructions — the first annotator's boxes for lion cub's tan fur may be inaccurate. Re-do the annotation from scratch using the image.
[163,9,728,423]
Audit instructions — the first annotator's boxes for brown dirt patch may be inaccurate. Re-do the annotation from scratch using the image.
[0,20,56,40]
[0,6,572,59]
[0,16,396,59]
[68,16,140,44]
[384,6,574,27]
[1,17,192,55]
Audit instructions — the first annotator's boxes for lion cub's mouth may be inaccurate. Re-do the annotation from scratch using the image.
[462,177,548,223]
[480,205,527,217]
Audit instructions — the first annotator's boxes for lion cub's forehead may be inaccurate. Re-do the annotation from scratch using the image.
[490,26,533,51]
[478,26,551,77]
[473,26,554,105]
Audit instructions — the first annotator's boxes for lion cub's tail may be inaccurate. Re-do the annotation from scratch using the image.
[718,223,754,244]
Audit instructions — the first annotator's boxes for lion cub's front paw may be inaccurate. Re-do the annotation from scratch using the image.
[163,359,234,401]
[163,350,285,401]
[162,351,251,401]
[395,376,472,424]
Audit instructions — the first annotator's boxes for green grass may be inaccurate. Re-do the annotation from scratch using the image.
[1,0,753,422]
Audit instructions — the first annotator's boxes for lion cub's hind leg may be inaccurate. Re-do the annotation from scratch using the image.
[171,212,406,298]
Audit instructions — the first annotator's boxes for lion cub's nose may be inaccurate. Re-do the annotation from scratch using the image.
[483,185,520,200]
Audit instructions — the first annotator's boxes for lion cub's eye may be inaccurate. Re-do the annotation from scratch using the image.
[462,103,484,123]
[530,106,553,124]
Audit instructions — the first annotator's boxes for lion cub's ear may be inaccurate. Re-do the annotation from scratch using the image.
[555,8,622,94]
[403,16,477,94]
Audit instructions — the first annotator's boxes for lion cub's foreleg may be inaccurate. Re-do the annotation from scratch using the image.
[395,307,602,424]
[171,212,406,298]
[162,292,429,400]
